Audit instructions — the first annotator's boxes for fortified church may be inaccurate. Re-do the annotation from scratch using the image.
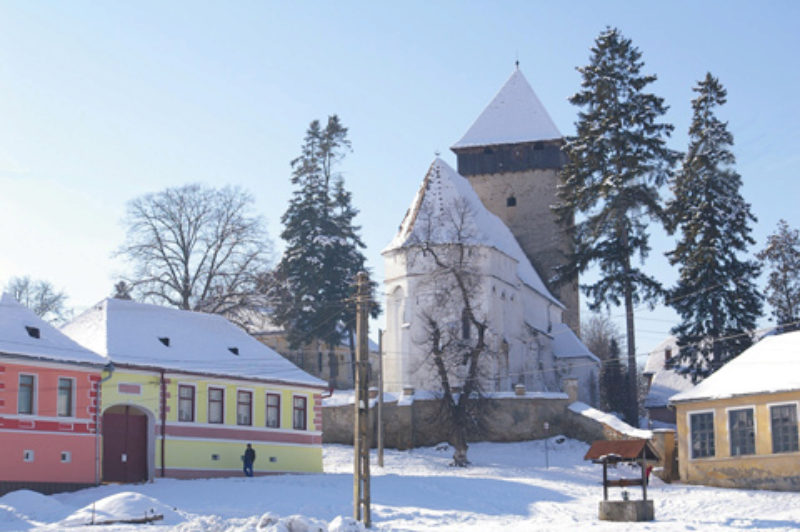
[381,68,599,403]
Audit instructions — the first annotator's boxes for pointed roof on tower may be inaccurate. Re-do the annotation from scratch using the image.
[383,158,563,307]
[452,68,562,150]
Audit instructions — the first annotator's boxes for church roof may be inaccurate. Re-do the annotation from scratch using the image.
[451,68,562,150]
[383,158,562,307]
[61,298,326,387]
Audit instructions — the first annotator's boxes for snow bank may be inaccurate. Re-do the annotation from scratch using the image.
[58,491,186,527]
[0,489,74,524]
[569,401,652,439]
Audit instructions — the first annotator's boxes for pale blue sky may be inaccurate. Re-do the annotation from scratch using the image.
[1,1,798,356]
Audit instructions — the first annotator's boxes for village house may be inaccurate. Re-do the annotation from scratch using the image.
[381,69,598,401]
[0,293,107,495]
[670,330,800,490]
[642,337,693,426]
[62,298,326,481]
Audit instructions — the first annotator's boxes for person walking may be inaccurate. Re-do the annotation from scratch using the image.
[243,443,256,477]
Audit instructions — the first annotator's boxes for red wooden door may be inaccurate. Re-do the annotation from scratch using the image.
[102,406,148,483]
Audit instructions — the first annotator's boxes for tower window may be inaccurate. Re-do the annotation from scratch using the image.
[506,196,517,207]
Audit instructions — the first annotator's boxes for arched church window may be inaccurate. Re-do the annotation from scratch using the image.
[462,308,471,340]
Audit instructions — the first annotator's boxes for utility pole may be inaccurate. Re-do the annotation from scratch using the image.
[377,328,384,467]
[353,272,371,527]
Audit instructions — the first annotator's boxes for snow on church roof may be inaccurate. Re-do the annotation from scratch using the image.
[452,68,562,149]
[0,293,106,365]
[61,298,326,387]
[551,323,600,362]
[383,158,562,307]
[670,330,800,404]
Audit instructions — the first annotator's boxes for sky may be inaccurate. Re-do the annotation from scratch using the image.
[1,1,798,358]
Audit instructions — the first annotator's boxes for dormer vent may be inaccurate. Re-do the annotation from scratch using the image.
[25,326,40,339]
[228,347,239,355]
[158,337,170,347]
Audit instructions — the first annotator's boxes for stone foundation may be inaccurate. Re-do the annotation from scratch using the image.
[598,500,654,521]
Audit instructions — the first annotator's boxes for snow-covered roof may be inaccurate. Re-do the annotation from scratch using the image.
[383,158,562,307]
[61,299,326,387]
[551,323,600,362]
[451,69,562,150]
[670,330,800,403]
[643,336,678,375]
[642,336,693,408]
[0,293,107,365]
[569,401,652,439]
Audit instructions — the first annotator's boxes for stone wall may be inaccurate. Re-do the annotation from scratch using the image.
[323,390,640,449]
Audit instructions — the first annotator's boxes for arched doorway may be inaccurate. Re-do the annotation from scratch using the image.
[102,405,149,483]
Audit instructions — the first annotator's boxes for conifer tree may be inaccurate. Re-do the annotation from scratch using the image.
[272,116,377,380]
[757,219,800,333]
[667,73,762,380]
[555,27,678,425]
[600,338,628,415]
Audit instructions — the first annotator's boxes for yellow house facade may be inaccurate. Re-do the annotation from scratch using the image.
[671,331,800,491]
[63,299,326,482]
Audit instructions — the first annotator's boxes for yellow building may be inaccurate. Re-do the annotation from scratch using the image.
[62,299,326,482]
[671,331,800,490]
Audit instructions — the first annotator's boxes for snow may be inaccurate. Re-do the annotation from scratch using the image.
[569,401,653,439]
[383,158,562,307]
[0,293,106,365]
[323,390,568,407]
[3,439,800,530]
[551,323,600,362]
[671,330,800,403]
[642,337,694,408]
[451,69,562,149]
[61,298,326,388]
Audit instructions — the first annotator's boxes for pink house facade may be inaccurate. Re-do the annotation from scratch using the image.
[0,294,107,495]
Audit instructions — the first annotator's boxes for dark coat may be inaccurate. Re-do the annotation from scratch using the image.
[244,447,256,464]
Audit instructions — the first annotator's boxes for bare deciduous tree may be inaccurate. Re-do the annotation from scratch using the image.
[407,197,495,467]
[116,184,272,321]
[6,276,71,324]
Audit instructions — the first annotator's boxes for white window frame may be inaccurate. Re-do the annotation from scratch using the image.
[18,373,36,415]
[766,400,800,454]
[207,385,225,424]
[236,387,255,426]
[725,405,757,457]
[687,409,716,460]
[177,382,197,423]
[60,451,72,463]
[57,376,76,418]
[292,394,308,431]
[265,391,281,429]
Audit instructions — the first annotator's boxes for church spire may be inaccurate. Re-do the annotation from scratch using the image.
[451,68,561,150]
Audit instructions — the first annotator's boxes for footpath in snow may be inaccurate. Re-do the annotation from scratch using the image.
[1,437,800,531]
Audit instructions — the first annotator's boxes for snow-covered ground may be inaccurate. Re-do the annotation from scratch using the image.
[2,438,800,531]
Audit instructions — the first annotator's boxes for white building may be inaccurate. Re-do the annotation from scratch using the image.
[381,158,599,402]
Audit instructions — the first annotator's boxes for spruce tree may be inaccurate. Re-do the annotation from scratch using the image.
[667,73,762,380]
[272,116,377,382]
[556,28,678,425]
[757,219,800,333]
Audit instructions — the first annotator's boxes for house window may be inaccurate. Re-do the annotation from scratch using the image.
[208,387,224,424]
[690,411,715,459]
[266,393,281,428]
[293,396,307,430]
[18,374,35,414]
[771,404,799,453]
[178,385,195,422]
[57,378,73,417]
[729,408,755,456]
[237,390,252,426]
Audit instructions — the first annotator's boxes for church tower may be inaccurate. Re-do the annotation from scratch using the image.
[451,68,580,332]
